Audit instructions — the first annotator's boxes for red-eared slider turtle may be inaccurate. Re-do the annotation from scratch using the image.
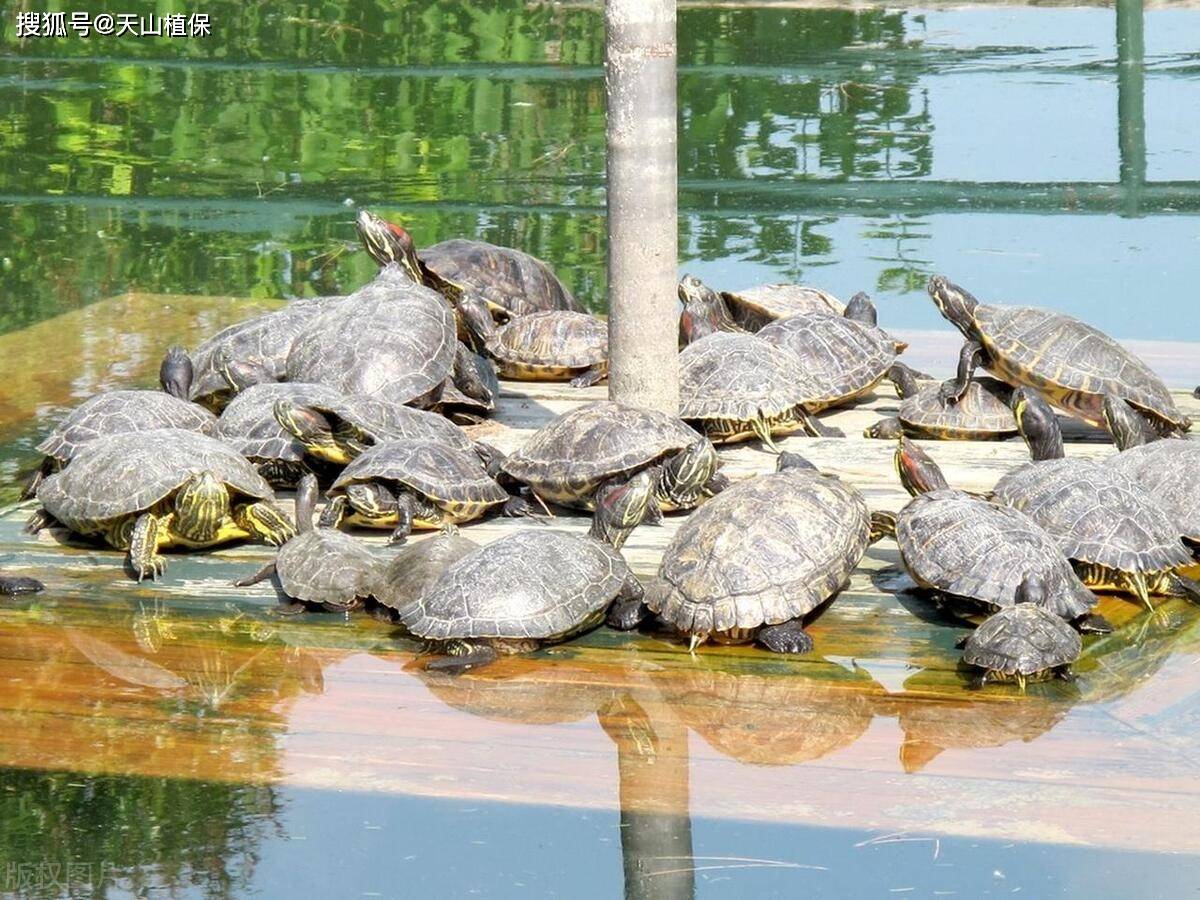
[992,389,1199,607]
[501,401,727,548]
[639,453,871,654]
[961,577,1082,690]
[459,298,608,387]
[720,281,844,329]
[32,429,295,580]
[325,439,523,543]
[865,366,1017,441]
[873,438,1104,630]
[24,390,218,498]
[395,529,643,671]
[679,332,843,449]
[677,275,746,345]
[234,475,378,612]
[371,528,480,616]
[356,209,583,319]
[285,265,456,409]
[929,275,1190,436]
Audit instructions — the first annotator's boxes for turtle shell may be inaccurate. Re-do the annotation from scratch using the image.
[331,440,508,507]
[397,530,629,640]
[215,382,346,462]
[899,377,1016,439]
[963,604,1081,677]
[311,395,474,454]
[973,304,1188,429]
[992,458,1193,573]
[1110,440,1200,543]
[758,313,895,410]
[419,239,582,316]
[680,332,825,422]
[895,490,1095,620]
[373,531,480,611]
[38,390,217,463]
[647,467,870,635]
[189,296,339,406]
[721,283,843,330]
[37,429,273,527]
[501,401,704,507]
[286,266,456,408]
[277,528,378,610]
[487,311,607,371]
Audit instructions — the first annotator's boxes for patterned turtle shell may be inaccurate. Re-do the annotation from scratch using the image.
[898,377,1016,439]
[38,390,216,463]
[215,382,347,463]
[485,310,607,377]
[330,440,508,508]
[963,604,1081,677]
[1110,439,1200,544]
[419,239,583,317]
[372,531,480,612]
[720,283,843,330]
[276,528,379,610]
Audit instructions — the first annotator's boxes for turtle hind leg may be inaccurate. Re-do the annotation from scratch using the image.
[568,364,607,389]
[128,512,168,582]
[606,574,649,630]
[426,642,499,675]
[21,459,54,500]
[236,501,297,547]
[0,575,44,596]
[869,511,898,542]
[756,619,814,654]
[1157,573,1200,604]
[1074,612,1114,634]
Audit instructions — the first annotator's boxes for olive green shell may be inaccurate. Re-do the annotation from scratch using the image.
[215,382,346,462]
[38,390,217,463]
[992,458,1193,573]
[419,239,583,317]
[286,266,456,408]
[758,313,895,409]
[310,395,474,454]
[37,429,273,528]
[894,490,1095,620]
[331,440,508,507]
[720,283,843,330]
[397,530,630,640]
[963,604,1081,677]
[898,377,1016,438]
[276,527,378,610]
[501,401,705,507]
[971,304,1187,429]
[679,332,825,422]
[373,531,481,612]
[647,467,870,635]
[1111,440,1200,543]
[486,311,607,374]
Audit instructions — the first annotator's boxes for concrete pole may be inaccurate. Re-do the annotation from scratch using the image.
[1116,0,1146,217]
[605,0,680,415]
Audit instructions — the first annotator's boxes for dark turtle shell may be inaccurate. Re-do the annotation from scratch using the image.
[331,440,508,507]
[372,531,480,612]
[419,239,582,317]
[37,429,273,528]
[311,394,474,454]
[397,530,629,640]
[38,390,217,463]
[679,332,825,422]
[720,283,843,330]
[1110,440,1200,544]
[486,311,607,374]
[963,604,1081,677]
[286,266,456,408]
[894,490,1095,620]
[215,382,346,463]
[898,377,1016,439]
[647,467,870,636]
[276,528,378,610]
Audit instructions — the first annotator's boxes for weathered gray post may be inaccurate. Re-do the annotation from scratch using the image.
[604,0,680,414]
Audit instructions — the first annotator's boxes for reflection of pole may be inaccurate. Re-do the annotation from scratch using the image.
[1116,0,1146,216]
[604,0,680,414]
[599,693,695,900]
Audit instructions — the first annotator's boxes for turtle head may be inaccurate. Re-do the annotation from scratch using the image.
[894,437,950,497]
[1011,388,1064,462]
[776,451,817,472]
[216,347,272,396]
[843,291,878,327]
[345,483,399,525]
[458,293,498,349]
[1101,394,1154,451]
[927,276,979,337]
[886,363,922,400]
[159,345,193,400]
[174,470,231,543]
[1014,573,1048,606]
[273,400,350,464]
[590,469,655,550]
[294,473,319,533]
[658,438,720,507]
[355,209,423,283]
[677,275,731,345]
[864,417,904,440]
[317,494,349,529]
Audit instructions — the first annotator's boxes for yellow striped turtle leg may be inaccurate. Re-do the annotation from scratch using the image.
[235,501,296,547]
[941,340,984,404]
[869,511,898,542]
[750,413,781,453]
[1125,570,1155,612]
[794,406,844,439]
[129,511,168,582]
[590,469,655,550]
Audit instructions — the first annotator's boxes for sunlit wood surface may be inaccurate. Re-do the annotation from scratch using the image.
[1,293,1199,854]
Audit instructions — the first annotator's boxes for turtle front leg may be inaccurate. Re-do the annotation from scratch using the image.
[426,641,499,674]
[501,495,543,520]
[756,618,814,654]
[794,407,844,439]
[590,469,655,550]
[940,340,984,404]
[233,561,277,588]
[129,512,168,582]
[388,495,416,545]
[606,573,649,631]
[23,509,57,534]
[21,458,54,501]
[235,501,296,547]
[569,364,607,389]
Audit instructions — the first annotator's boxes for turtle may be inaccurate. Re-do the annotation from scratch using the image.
[432,343,500,424]
[864,365,1017,441]
[928,275,1190,436]
[371,528,480,616]
[872,437,1105,631]
[356,209,583,319]
[719,281,844,330]
[285,264,456,409]
[459,297,608,387]
[394,529,643,671]
[501,400,727,549]
[233,474,379,612]
[31,429,295,581]
[676,275,747,345]
[679,332,843,449]
[960,577,1082,691]
[992,388,1200,607]
[635,452,871,654]
[324,439,526,543]
[23,390,218,498]
[271,390,474,466]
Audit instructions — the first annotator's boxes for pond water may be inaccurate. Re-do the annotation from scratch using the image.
[1,2,1200,897]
